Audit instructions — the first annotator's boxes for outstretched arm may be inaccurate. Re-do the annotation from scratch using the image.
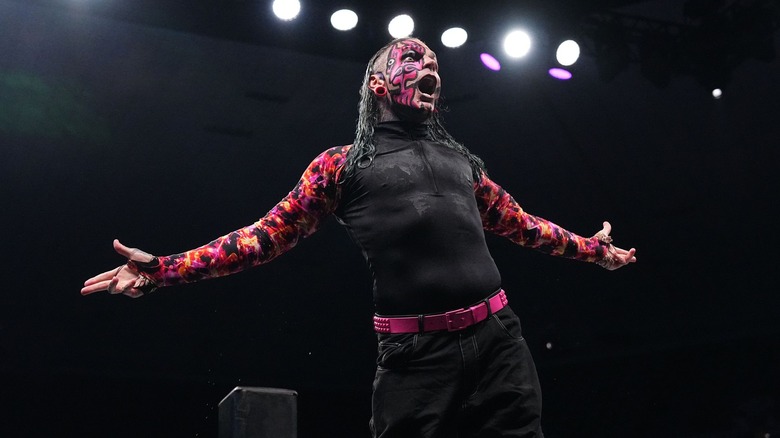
[474,171,636,270]
[81,146,350,297]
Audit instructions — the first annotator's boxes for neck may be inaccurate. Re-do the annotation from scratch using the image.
[378,107,400,123]
[378,102,430,124]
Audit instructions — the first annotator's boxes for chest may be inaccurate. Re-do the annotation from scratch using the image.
[362,140,474,197]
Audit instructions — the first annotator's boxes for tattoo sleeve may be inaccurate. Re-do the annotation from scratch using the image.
[474,172,608,262]
[134,146,350,287]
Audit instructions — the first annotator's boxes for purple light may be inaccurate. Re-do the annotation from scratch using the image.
[548,68,572,80]
[480,53,501,71]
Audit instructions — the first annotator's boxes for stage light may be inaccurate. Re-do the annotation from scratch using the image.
[712,88,722,99]
[503,30,532,58]
[388,14,414,38]
[272,0,300,21]
[441,27,468,48]
[480,53,501,71]
[556,40,580,66]
[330,9,358,31]
[548,68,572,80]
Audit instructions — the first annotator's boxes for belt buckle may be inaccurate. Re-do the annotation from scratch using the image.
[444,308,475,331]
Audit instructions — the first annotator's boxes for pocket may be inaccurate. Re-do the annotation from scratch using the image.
[492,307,525,341]
[376,333,418,370]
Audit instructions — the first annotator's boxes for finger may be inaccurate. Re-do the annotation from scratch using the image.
[612,246,629,255]
[613,247,636,258]
[114,239,155,263]
[117,277,148,298]
[613,247,637,265]
[107,276,120,294]
[113,239,135,258]
[83,266,122,286]
[601,221,612,236]
[81,280,112,295]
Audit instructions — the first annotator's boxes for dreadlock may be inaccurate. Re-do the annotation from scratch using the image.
[342,38,487,182]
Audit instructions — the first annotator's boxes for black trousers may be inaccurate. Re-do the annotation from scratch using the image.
[370,305,544,438]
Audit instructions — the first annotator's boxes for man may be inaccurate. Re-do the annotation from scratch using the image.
[83,38,636,437]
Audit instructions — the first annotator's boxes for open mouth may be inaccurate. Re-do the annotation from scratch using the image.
[417,75,438,95]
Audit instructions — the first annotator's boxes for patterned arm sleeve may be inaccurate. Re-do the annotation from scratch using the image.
[130,146,350,287]
[474,171,608,263]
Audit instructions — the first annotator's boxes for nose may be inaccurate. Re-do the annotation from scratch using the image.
[423,55,438,72]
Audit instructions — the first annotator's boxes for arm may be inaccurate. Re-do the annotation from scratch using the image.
[82,146,350,297]
[474,171,636,269]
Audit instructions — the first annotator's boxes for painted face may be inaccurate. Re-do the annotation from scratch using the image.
[381,39,440,120]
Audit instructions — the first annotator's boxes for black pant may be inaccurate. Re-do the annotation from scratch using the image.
[370,305,544,438]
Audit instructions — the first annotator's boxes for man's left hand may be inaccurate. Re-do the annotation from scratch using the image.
[593,221,637,271]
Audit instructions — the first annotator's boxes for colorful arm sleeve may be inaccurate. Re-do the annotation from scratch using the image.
[474,171,608,262]
[132,146,350,287]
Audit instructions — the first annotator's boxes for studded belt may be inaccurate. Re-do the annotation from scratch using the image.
[373,289,508,334]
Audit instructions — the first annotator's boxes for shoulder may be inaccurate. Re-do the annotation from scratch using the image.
[326,144,352,159]
[304,145,353,182]
[313,145,352,166]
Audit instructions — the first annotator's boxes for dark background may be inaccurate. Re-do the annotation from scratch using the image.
[1,0,779,436]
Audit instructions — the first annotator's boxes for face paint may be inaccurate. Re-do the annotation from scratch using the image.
[382,39,440,119]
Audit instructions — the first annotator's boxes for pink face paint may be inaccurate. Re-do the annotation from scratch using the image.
[383,39,440,117]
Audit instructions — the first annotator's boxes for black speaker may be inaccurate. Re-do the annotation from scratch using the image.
[218,386,298,438]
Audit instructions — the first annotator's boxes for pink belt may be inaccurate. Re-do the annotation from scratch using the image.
[373,290,508,334]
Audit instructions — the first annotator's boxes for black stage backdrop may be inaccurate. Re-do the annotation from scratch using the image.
[1,1,779,436]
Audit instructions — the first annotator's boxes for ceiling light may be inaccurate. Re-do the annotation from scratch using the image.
[548,68,573,80]
[388,14,414,38]
[272,0,300,21]
[480,53,501,71]
[330,9,358,31]
[441,27,468,48]
[556,40,580,66]
[503,30,532,58]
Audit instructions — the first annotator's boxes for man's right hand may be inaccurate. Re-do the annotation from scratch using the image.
[81,239,158,298]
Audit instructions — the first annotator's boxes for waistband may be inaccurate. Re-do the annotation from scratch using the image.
[373,289,508,334]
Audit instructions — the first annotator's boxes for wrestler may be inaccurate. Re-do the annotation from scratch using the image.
[83,38,636,437]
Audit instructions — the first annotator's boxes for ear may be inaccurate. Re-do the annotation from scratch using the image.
[368,74,385,92]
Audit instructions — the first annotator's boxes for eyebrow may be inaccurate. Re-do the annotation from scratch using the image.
[413,45,437,59]
[399,40,436,59]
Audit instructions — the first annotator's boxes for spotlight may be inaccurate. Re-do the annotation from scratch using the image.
[388,14,414,38]
[441,27,468,48]
[330,9,358,31]
[548,68,572,80]
[480,53,501,71]
[556,40,580,66]
[503,30,532,58]
[272,0,300,21]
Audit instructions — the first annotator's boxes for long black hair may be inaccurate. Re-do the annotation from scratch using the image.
[342,38,487,181]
